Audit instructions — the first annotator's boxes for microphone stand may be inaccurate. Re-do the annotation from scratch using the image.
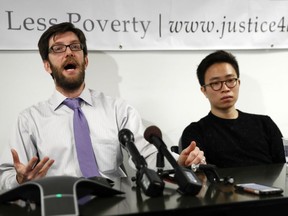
[118,128,164,197]
[169,145,233,185]
[155,151,176,183]
[155,148,234,187]
[156,151,165,175]
[144,126,203,195]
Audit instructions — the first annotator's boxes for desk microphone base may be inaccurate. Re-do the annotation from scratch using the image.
[0,176,124,216]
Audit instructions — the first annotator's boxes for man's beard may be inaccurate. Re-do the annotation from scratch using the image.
[50,61,85,91]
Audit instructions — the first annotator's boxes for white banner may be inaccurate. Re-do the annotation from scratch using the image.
[1,0,288,50]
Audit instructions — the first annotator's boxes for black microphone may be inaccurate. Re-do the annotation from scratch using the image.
[144,125,202,195]
[118,128,164,197]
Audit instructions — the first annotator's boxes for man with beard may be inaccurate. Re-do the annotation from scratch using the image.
[0,22,205,190]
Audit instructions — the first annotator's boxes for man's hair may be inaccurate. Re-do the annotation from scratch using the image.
[38,22,88,61]
[196,50,240,86]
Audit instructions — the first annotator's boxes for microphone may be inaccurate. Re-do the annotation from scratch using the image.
[144,125,202,195]
[118,128,164,197]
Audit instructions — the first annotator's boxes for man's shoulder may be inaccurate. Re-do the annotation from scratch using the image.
[89,89,122,101]
[20,99,49,112]
[238,110,270,119]
[88,88,129,107]
[238,110,273,125]
[16,99,50,124]
[184,113,210,130]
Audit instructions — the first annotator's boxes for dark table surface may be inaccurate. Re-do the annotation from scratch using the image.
[1,163,287,216]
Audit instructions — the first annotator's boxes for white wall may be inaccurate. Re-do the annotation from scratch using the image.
[1,49,288,154]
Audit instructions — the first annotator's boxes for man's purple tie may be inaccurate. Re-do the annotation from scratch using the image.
[63,98,100,177]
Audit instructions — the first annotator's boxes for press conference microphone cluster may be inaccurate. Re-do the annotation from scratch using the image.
[144,125,202,195]
[118,128,164,197]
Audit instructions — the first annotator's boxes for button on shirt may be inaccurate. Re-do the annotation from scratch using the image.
[0,87,159,190]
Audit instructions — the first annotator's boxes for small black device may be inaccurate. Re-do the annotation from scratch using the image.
[234,183,283,195]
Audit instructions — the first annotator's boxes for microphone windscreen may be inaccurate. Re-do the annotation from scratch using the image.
[144,125,162,143]
[118,128,134,147]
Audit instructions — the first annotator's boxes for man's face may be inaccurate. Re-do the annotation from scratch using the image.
[201,62,240,112]
[44,31,88,91]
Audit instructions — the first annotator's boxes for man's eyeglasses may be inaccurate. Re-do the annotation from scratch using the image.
[202,78,239,91]
[49,43,83,53]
